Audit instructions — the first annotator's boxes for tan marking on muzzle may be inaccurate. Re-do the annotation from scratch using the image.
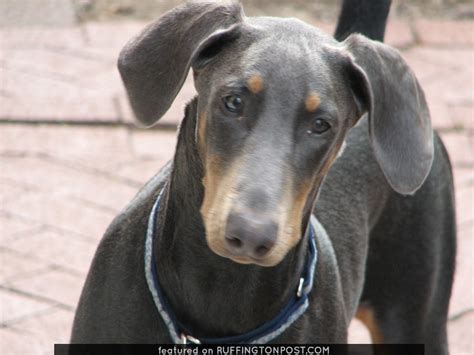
[201,155,223,220]
[197,111,207,154]
[305,92,321,112]
[201,156,243,258]
[355,306,384,344]
[277,179,313,255]
[247,74,264,94]
[271,140,346,264]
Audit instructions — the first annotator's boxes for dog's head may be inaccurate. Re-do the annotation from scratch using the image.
[118,1,433,267]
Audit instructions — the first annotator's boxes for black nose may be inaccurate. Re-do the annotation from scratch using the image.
[225,212,278,259]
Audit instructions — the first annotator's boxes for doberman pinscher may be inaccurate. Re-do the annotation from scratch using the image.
[71,1,456,353]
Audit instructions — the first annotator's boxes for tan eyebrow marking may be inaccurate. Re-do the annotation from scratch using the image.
[247,74,264,94]
[305,92,321,112]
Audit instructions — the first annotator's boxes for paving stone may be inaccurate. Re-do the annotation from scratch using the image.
[12,307,74,348]
[402,48,473,106]
[422,70,473,111]
[83,21,145,50]
[1,39,121,123]
[130,129,177,159]
[6,228,96,275]
[1,28,113,69]
[113,158,171,184]
[402,47,473,130]
[404,47,474,71]
[3,48,110,81]
[0,249,48,284]
[74,67,123,97]
[385,19,414,49]
[50,171,140,213]
[6,268,83,308]
[0,125,174,198]
[428,103,458,131]
[4,190,115,240]
[0,327,47,355]
[453,168,474,190]
[1,27,84,52]
[113,130,178,182]
[0,0,77,28]
[0,156,140,213]
[450,104,474,130]
[455,186,474,227]
[0,213,43,240]
[0,125,131,160]
[402,48,448,82]
[440,133,474,167]
[0,181,25,202]
[0,179,34,206]
[0,289,52,326]
[0,68,120,122]
[448,312,474,355]
[415,20,474,47]
[0,171,119,239]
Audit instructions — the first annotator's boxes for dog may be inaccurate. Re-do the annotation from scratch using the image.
[71,0,456,352]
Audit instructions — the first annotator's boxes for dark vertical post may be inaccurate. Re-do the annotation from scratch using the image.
[334,0,391,42]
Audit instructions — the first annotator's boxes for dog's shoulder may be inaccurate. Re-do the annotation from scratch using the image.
[71,161,172,342]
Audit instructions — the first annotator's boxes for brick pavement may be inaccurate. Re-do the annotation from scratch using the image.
[0,3,473,355]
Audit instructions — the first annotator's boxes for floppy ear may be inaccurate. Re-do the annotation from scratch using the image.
[343,34,434,195]
[118,1,244,127]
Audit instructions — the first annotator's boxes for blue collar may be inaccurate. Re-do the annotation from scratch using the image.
[144,186,319,344]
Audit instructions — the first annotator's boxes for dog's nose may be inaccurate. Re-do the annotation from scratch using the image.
[224,212,278,260]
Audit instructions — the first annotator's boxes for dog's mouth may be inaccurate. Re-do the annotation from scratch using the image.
[208,242,283,267]
[218,252,261,266]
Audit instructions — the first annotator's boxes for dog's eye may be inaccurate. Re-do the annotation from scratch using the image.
[309,118,331,134]
[223,95,243,113]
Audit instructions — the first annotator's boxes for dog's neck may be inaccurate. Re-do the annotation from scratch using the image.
[153,97,308,339]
